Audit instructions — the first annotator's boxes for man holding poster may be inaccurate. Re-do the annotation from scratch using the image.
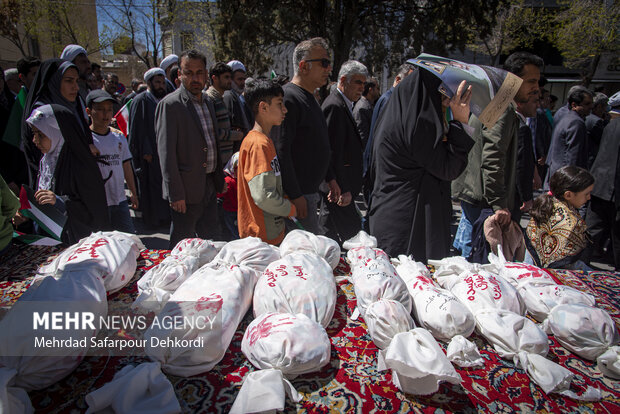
[452,52,543,259]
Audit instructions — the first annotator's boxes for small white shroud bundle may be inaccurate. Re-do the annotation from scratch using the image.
[0,242,110,413]
[37,231,144,293]
[85,362,181,414]
[342,230,377,250]
[430,257,601,400]
[430,256,525,316]
[230,312,331,414]
[487,251,596,323]
[253,252,337,327]
[278,229,341,270]
[347,246,460,394]
[393,255,481,367]
[346,246,412,319]
[134,238,219,312]
[544,304,620,379]
[144,237,280,376]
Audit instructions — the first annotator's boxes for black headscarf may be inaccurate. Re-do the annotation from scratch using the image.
[50,103,109,244]
[368,68,474,260]
[22,59,90,186]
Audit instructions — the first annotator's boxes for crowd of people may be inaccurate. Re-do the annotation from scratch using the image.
[1,38,619,272]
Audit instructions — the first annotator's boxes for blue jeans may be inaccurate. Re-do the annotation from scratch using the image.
[108,200,136,234]
[453,201,482,258]
[223,210,239,240]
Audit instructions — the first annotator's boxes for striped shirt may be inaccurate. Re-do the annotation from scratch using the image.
[206,86,235,165]
[191,93,217,173]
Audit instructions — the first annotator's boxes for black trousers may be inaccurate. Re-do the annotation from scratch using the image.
[586,195,620,269]
[168,175,218,249]
[320,193,362,246]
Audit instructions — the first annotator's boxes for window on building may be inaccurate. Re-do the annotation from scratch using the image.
[181,32,194,50]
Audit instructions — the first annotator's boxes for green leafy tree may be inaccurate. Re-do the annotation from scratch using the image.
[549,0,620,85]
[207,0,502,76]
[466,0,548,66]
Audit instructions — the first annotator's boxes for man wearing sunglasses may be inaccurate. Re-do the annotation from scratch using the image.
[273,37,339,234]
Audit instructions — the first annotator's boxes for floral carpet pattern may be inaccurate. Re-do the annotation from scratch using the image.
[1,249,618,413]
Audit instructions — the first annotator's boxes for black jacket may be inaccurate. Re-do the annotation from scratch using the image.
[516,120,536,204]
[368,69,474,261]
[322,89,363,196]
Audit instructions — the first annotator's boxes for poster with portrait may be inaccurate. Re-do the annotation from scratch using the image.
[407,54,523,128]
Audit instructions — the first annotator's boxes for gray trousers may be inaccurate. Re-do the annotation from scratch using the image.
[168,175,218,249]
[285,193,322,235]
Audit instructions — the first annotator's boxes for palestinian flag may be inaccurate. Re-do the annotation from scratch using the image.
[2,87,27,148]
[19,186,66,241]
[13,231,62,246]
[115,99,132,137]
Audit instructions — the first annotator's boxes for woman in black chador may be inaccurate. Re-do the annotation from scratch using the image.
[368,68,473,262]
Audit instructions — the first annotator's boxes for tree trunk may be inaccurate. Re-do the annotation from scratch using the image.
[581,54,601,87]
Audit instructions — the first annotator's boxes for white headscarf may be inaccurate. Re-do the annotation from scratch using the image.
[26,105,65,190]
[224,152,239,179]
[60,44,87,62]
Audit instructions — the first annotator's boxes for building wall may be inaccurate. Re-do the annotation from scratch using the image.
[0,0,100,70]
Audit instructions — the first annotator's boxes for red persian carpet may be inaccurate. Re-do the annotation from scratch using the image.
[1,248,618,413]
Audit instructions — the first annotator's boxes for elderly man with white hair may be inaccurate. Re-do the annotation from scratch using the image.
[320,60,368,244]
[272,37,339,234]
[60,44,91,100]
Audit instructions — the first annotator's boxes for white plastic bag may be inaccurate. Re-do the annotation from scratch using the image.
[487,250,556,289]
[133,255,199,312]
[377,328,461,395]
[518,282,596,322]
[342,230,377,250]
[364,299,415,350]
[474,309,549,359]
[253,252,337,327]
[446,335,484,368]
[432,258,525,316]
[230,312,331,414]
[394,255,475,341]
[85,362,181,414]
[347,247,412,319]
[474,308,601,399]
[144,238,280,376]
[597,346,620,379]
[37,231,144,293]
[169,238,219,266]
[279,230,341,270]
[134,239,218,312]
[544,304,620,378]
[0,268,107,414]
[0,369,33,414]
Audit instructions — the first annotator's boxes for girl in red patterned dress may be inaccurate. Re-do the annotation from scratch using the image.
[525,166,594,271]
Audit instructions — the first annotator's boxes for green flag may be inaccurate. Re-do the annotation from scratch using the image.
[270,70,277,79]
[2,87,27,148]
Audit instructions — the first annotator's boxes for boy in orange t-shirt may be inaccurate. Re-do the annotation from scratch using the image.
[237,80,296,244]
